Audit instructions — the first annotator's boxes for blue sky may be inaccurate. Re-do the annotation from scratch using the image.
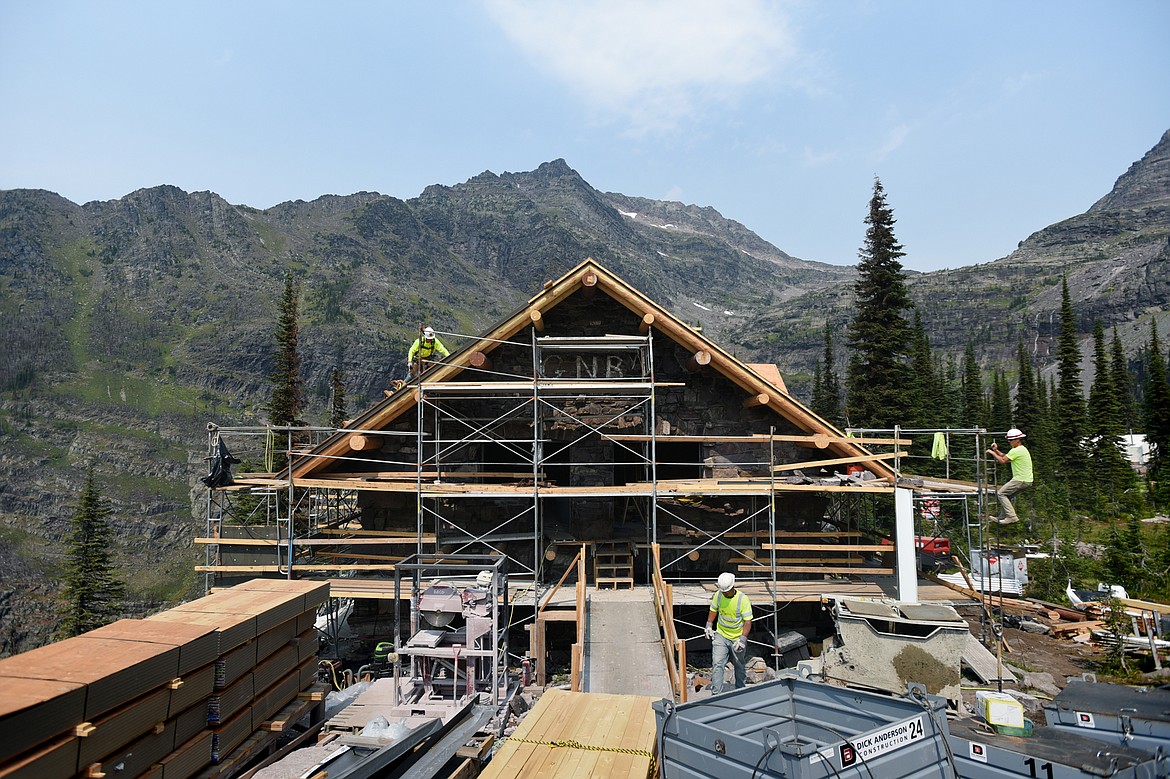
[2,1,1167,272]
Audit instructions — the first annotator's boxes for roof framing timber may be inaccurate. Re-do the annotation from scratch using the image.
[290,258,896,482]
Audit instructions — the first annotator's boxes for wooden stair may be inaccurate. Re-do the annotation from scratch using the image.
[594,542,634,589]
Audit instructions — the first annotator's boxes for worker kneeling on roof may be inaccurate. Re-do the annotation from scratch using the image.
[705,572,752,694]
[407,326,449,375]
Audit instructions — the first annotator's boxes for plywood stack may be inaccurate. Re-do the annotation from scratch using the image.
[0,579,329,779]
[479,689,658,779]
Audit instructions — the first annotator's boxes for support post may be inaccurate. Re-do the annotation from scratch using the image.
[894,487,918,603]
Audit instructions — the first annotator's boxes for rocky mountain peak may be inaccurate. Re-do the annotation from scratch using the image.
[1090,128,1170,213]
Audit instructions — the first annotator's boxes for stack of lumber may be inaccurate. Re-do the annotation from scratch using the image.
[0,579,328,779]
[480,689,657,779]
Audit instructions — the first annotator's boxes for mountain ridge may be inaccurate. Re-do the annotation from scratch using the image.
[1,129,1168,654]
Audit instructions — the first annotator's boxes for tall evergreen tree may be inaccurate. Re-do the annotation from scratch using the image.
[954,343,984,480]
[908,311,938,426]
[1089,319,1135,511]
[811,321,841,424]
[58,468,125,638]
[1144,320,1170,508]
[1111,327,1136,432]
[961,343,983,425]
[329,368,348,429]
[1014,339,1039,437]
[939,354,963,426]
[1054,276,1089,489]
[267,272,304,427]
[845,178,914,429]
[989,370,1012,434]
[906,312,946,475]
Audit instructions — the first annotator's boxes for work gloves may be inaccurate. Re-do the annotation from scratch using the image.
[733,636,747,652]
[704,623,715,640]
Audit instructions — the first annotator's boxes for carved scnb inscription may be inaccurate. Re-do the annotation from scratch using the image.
[541,353,641,379]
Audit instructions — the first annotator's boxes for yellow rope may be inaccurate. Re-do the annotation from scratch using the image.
[506,736,654,760]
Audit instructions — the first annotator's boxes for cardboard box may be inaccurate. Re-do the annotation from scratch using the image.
[976,690,1025,728]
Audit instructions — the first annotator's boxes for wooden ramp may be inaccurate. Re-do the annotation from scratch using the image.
[583,588,673,697]
[480,688,657,778]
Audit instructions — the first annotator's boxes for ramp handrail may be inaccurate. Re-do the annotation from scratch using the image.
[532,544,587,689]
[571,545,586,691]
[651,543,687,701]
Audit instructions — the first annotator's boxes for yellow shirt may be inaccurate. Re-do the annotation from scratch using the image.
[710,590,752,640]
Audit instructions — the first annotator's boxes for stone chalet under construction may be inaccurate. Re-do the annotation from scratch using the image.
[203,257,976,681]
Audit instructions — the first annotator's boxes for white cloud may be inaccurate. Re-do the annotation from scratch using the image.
[1002,70,1046,95]
[802,146,837,167]
[878,123,909,157]
[483,0,796,132]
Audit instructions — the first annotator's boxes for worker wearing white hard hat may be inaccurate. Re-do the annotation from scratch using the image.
[704,572,752,694]
[986,428,1033,525]
[406,325,450,376]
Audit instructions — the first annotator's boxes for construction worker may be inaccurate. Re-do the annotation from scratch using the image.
[986,428,1033,525]
[704,572,752,694]
[406,326,449,376]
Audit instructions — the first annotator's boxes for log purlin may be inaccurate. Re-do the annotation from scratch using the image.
[291,259,893,481]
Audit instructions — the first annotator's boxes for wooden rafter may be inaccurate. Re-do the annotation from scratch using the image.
[291,258,896,481]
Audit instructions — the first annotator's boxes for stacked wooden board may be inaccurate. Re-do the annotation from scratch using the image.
[479,689,658,778]
[0,579,328,779]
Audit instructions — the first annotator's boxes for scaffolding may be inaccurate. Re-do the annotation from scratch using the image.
[205,330,1001,687]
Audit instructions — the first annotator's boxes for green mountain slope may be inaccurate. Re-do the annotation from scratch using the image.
[1,131,1167,654]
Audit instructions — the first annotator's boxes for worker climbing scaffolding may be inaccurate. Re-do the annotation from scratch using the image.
[986,427,1033,525]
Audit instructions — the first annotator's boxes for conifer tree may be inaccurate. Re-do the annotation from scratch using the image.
[1028,369,1057,491]
[939,354,963,426]
[1089,318,1135,512]
[1014,339,1039,438]
[1144,320,1170,508]
[989,370,1011,434]
[845,178,913,429]
[811,321,841,425]
[58,468,125,638]
[954,343,984,480]
[329,368,347,429]
[906,312,945,475]
[1111,327,1136,431]
[1054,276,1089,489]
[267,272,304,427]
[908,311,937,426]
[961,343,982,425]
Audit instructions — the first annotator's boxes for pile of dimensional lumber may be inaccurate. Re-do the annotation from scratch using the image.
[0,579,328,779]
[480,688,658,779]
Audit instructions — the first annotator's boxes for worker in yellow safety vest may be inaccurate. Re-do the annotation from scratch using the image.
[704,572,752,693]
[406,326,450,376]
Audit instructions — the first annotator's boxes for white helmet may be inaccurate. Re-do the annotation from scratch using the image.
[717,572,735,592]
[1006,428,1025,440]
[423,327,435,339]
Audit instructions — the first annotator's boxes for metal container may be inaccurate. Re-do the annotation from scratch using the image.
[948,717,1169,778]
[1043,679,1170,754]
[653,675,956,778]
